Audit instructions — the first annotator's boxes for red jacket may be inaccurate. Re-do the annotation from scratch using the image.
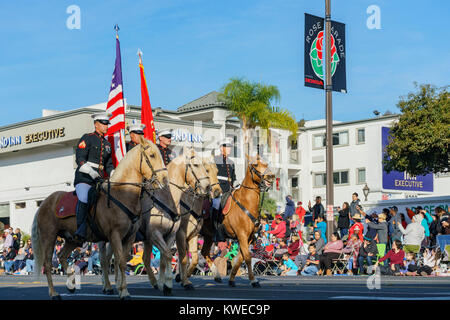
[349,222,364,242]
[288,240,300,258]
[296,206,306,223]
[270,221,286,239]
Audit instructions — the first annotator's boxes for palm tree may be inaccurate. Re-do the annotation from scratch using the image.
[218,77,298,160]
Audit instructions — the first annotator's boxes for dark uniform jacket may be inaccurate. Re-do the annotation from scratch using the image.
[74,132,114,186]
[126,141,138,152]
[157,144,176,166]
[214,154,236,193]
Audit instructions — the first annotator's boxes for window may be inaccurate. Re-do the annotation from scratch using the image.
[15,202,26,209]
[314,173,326,187]
[313,131,349,148]
[291,177,298,188]
[315,170,349,187]
[357,168,366,184]
[290,139,298,150]
[357,128,365,144]
[333,170,349,185]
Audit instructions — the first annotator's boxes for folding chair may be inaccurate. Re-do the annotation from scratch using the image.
[331,249,354,275]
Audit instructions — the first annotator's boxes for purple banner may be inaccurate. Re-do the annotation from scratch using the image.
[382,127,433,192]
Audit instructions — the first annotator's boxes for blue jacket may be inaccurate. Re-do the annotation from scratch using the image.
[421,212,433,237]
[284,197,296,219]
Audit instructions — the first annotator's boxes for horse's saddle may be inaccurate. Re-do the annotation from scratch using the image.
[221,191,234,216]
[55,192,78,219]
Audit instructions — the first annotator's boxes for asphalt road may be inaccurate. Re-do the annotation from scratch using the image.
[1,274,450,301]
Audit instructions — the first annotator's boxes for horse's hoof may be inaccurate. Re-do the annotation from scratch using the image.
[251,281,261,288]
[184,283,195,291]
[163,285,173,296]
[228,280,236,287]
[103,288,114,295]
[175,274,181,283]
[67,287,76,294]
[51,295,62,300]
[214,278,222,283]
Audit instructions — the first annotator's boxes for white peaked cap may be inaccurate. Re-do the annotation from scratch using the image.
[157,129,173,137]
[218,137,233,147]
[91,112,112,123]
[128,123,146,134]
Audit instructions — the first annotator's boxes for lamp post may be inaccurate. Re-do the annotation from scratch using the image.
[363,183,370,202]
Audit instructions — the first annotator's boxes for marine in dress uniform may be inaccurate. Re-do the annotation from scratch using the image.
[126,123,146,152]
[156,129,176,166]
[211,137,237,242]
[73,112,115,242]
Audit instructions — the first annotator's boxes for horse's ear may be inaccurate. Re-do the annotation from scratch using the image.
[245,154,255,164]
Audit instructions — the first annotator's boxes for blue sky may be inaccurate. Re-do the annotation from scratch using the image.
[0,0,449,127]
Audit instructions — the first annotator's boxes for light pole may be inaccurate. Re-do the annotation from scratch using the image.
[325,0,334,242]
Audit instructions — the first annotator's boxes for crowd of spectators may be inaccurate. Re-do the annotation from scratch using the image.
[1,193,449,279]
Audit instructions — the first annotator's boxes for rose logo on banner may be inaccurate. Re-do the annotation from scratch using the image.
[310,31,340,80]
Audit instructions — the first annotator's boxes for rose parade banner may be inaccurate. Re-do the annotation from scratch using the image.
[304,13,347,93]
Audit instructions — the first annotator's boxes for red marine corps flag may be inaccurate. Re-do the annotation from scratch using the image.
[106,25,127,167]
[138,49,156,143]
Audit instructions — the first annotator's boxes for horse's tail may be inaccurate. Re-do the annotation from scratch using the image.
[31,209,43,279]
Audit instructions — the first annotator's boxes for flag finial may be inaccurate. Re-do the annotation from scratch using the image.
[114,24,120,38]
[137,48,143,64]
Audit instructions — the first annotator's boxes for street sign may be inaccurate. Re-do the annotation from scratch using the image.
[326,205,334,221]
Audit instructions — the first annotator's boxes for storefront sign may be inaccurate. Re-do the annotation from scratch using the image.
[0,136,22,149]
[382,127,433,192]
[25,127,66,144]
[171,129,204,143]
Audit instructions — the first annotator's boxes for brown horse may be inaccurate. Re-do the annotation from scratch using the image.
[198,155,274,287]
[31,136,168,300]
[174,155,222,289]
[140,147,211,295]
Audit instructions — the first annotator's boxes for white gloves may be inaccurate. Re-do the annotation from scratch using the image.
[79,163,100,180]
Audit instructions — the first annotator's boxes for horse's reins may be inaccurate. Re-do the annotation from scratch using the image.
[230,162,273,227]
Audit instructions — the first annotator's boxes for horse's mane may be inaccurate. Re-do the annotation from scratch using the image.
[111,138,160,181]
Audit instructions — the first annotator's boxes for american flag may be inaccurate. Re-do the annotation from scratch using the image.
[106,31,127,167]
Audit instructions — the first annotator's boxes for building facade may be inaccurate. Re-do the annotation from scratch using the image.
[1,91,449,233]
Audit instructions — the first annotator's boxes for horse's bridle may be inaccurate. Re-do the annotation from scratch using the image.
[140,144,168,191]
[243,161,273,193]
[171,154,210,197]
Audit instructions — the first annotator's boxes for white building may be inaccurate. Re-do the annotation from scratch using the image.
[1,91,449,234]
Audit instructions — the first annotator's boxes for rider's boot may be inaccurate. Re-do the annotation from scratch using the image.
[74,201,88,243]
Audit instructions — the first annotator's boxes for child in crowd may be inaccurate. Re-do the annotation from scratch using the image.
[279,252,298,276]
[300,244,320,276]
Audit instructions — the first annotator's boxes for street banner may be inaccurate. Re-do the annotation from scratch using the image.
[106,31,127,167]
[304,13,347,93]
[382,127,434,192]
[138,52,157,143]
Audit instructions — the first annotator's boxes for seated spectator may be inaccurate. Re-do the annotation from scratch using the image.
[318,232,343,276]
[367,213,389,245]
[269,215,286,240]
[401,252,417,276]
[313,216,327,243]
[127,244,144,274]
[279,252,298,276]
[397,214,425,253]
[290,215,300,235]
[87,244,100,275]
[300,244,320,276]
[288,234,300,260]
[349,213,364,242]
[310,231,325,255]
[151,246,161,274]
[342,233,362,275]
[25,248,34,274]
[274,239,288,260]
[12,248,27,274]
[357,236,378,275]
[375,239,405,275]
[23,239,32,253]
[4,247,17,274]
[294,237,310,269]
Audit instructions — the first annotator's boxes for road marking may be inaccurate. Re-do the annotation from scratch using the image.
[60,293,252,300]
[332,296,450,300]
